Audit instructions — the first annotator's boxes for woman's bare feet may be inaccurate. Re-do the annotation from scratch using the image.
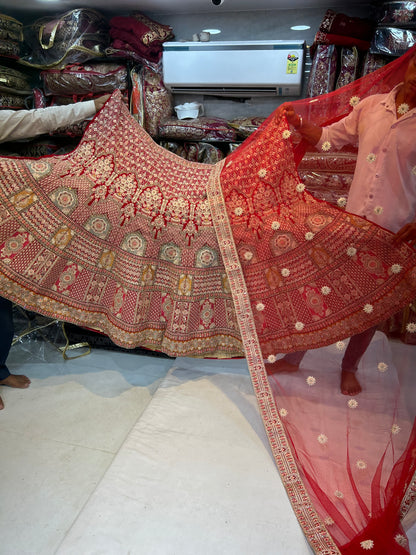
[340,371,362,396]
[266,359,299,375]
[0,373,31,409]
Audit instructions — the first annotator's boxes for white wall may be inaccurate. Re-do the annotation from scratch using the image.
[148,5,374,119]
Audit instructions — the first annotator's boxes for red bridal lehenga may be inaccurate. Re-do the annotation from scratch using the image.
[0,47,415,554]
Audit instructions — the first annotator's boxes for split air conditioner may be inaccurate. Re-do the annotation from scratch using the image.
[162,40,305,97]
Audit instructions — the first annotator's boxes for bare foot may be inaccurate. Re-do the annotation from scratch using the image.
[0,374,31,389]
[266,359,299,375]
[341,371,362,396]
[0,395,3,410]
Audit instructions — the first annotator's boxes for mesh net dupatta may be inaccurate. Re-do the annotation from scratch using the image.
[214,47,416,554]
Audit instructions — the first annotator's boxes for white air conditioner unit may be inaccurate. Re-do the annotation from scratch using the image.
[163,40,305,97]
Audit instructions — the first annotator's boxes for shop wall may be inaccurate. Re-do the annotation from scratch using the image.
[145,5,374,119]
[4,4,374,120]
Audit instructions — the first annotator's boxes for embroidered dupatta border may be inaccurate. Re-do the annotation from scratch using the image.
[207,160,340,554]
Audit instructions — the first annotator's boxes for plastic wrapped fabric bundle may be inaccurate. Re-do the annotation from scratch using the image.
[142,66,173,138]
[158,116,236,142]
[0,13,23,58]
[307,44,338,97]
[361,51,391,76]
[0,64,32,95]
[160,140,224,164]
[109,13,173,64]
[370,26,416,56]
[229,116,267,139]
[376,2,416,28]
[336,47,360,89]
[0,92,29,108]
[318,8,374,40]
[297,151,356,207]
[20,9,109,69]
[41,63,128,96]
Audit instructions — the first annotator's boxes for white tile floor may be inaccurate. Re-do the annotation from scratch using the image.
[1,333,415,554]
[0,339,173,555]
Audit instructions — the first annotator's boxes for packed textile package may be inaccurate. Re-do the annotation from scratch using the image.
[41,63,128,97]
[0,13,23,58]
[20,8,110,69]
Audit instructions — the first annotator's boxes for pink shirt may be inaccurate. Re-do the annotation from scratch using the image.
[317,85,416,233]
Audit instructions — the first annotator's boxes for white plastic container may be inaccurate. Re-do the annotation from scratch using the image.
[174,102,204,119]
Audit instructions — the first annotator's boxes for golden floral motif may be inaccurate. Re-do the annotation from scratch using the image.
[347,246,357,257]
[279,408,288,417]
[267,354,276,363]
[335,490,344,499]
[295,321,304,331]
[296,183,306,193]
[363,303,374,314]
[349,96,360,107]
[256,302,265,311]
[282,129,291,139]
[98,250,115,270]
[377,362,388,372]
[178,274,193,296]
[324,517,335,526]
[356,460,367,470]
[322,141,331,151]
[321,286,331,295]
[373,206,383,215]
[366,153,376,163]
[258,168,267,178]
[360,539,374,550]
[318,433,328,444]
[337,197,347,207]
[281,268,290,277]
[336,341,345,351]
[391,424,401,434]
[305,232,315,241]
[406,323,416,333]
[244,251,253,260]
[234,207,244,216]
[412,165,416,175]
[306,376,316,386]
[52,226,74,249]
[271,221,280,230]
[348,399,358,409]
[10,189,38,211]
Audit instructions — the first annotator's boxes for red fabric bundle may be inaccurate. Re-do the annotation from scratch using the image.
[109,14,173,63]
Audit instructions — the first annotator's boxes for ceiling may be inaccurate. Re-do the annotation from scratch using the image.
[4,0,369,14]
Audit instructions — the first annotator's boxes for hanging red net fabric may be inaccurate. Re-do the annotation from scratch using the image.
[215,46,416,553]
[0,46,415,553]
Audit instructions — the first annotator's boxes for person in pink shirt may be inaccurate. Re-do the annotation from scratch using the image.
[268,49,416,395]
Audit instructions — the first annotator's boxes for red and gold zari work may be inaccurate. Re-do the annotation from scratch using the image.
[0,46,416,554]
[0,94,242,358]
